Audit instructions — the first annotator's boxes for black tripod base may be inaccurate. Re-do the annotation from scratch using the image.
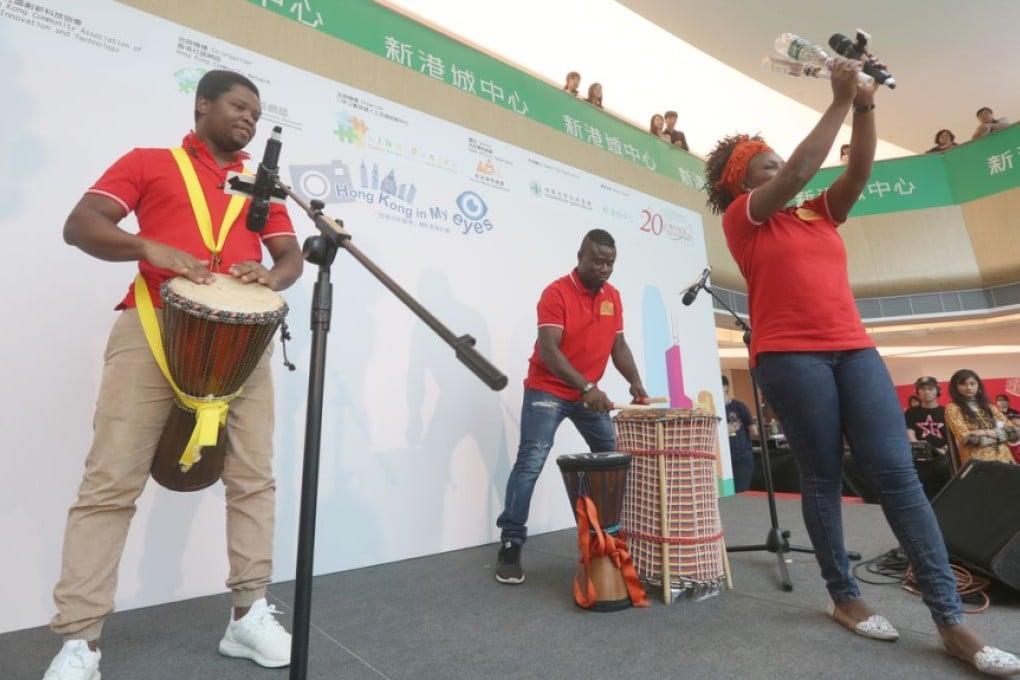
[728,528,861,591]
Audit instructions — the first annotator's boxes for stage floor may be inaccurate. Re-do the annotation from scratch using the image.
[5,494,1018,679]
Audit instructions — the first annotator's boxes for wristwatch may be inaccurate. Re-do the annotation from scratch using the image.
[580,382,596,395]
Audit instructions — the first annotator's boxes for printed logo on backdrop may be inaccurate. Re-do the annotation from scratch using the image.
[333,103,455,171]
[288,158,423,227]
[453,190,494,235]
[2,4,144,53]
[636,207,696,244]
[467,137,511,192]
[173,56,299,129]
[528,181,592,211]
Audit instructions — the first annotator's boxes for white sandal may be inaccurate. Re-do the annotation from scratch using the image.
[947,646,1020,677]
[826,601,900,641]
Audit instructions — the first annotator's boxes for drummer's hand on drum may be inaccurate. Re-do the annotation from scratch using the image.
[143,240,213,284]
[229,260,274,287]
[582,386,614,413]
[629,382,650,404]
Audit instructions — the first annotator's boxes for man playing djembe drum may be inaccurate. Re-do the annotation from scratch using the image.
[42,70,303,680]
[495,229,648,584]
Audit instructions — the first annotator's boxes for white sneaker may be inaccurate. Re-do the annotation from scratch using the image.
[42,640,100,680]
[218,598,291,667]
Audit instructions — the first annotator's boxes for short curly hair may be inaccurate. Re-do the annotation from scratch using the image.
[703,133,766,215]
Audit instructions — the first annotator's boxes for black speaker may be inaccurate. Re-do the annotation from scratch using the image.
[932,460,1020,591]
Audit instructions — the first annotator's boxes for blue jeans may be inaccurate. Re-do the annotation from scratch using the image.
[754,349,963,625]
[497,388,616,544]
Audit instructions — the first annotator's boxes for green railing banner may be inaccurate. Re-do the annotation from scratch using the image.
[944,123,1020,203]
[249,0,1020,215]
[247,0,707,191]
[800,153,955,217]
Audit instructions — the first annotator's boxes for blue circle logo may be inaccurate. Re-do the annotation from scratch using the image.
[456,190,488,220]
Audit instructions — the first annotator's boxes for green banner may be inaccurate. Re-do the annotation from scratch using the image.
[801,153,955,217]
[248,0,1020,215]
[944,124,1020,203]
[246,0,706,191]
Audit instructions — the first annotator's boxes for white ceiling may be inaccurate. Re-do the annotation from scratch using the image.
[617,0,1020,154]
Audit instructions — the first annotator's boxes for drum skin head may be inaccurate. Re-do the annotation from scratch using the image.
[164,273,285,315]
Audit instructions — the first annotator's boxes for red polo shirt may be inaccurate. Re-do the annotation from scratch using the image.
[723,190,873,366]
[86,132,296,309]
[524,270,624,400]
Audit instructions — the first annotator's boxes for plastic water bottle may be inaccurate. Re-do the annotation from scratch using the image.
[762,56,875,88]
[774,33,874,87]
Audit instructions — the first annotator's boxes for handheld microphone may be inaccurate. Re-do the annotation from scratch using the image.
[774,33,873,88]
[247,125,283,233]
[828,33,896,88]
[681,267,711,306]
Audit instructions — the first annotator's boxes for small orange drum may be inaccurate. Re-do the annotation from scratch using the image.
[556,453,647,611]
[151,274,287,492]
[614,408,725,603]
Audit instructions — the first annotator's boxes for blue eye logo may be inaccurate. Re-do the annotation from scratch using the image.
[456,190,488,220]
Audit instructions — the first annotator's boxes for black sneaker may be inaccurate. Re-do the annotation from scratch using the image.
[495,541,525,584]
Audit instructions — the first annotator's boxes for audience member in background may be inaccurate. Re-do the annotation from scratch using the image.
[995,393,1020,427]
[703,60,1020,676]
[723,375,757,492]
[585,82,603,108]
[926,129,958,154]
[944,369,1019,466]
[562,71,581,97]
[839,144,850,165]
[907,395,921,409]
[905,376,949,456]
[649,114,670,142]
[903,376,952,499]
[972,107,1010,139]
[663,110,690,151]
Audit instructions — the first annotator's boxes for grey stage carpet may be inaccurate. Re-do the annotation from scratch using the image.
[5,494,1018,679]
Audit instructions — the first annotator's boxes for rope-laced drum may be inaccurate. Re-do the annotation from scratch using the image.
[614,407,725,603]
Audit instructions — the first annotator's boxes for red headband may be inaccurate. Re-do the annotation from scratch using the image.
[716,138,773,199]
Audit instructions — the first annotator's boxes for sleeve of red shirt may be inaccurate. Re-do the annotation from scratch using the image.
[87,149,145,215]
[722,192,756,272]
[260,201,296,239]
[536,285,566,328]
[615,288,624,333]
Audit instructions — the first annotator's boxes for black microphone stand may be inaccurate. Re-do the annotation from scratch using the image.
[269,182,507,680]
[698,283,860,591]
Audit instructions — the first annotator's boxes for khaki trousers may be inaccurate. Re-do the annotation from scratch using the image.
[51,309,278,641]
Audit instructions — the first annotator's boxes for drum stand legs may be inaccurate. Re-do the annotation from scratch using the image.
[700,286,859,592]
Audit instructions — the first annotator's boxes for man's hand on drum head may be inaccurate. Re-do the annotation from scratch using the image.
[229,260,274,287]
[142,240,213,284]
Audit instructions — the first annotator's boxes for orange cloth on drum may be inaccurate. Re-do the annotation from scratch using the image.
[574,494,649,609]
[716,138,773,199]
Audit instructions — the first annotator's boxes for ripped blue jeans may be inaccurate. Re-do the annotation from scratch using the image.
[497,388,616,544]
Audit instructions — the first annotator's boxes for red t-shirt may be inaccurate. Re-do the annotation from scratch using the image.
[87,132,296,309]
[723,190,873,366]
[524,270,624,400]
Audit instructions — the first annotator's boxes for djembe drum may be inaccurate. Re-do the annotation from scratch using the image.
[614,408,725,604]
[555,453,647,611]
[150,274,288,492]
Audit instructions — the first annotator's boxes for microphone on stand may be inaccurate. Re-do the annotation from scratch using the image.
[681,267,711,306]
[828,32,896,88]
[247,125,283,233]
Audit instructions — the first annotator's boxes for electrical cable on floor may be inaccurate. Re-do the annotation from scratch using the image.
[855,547,992,613]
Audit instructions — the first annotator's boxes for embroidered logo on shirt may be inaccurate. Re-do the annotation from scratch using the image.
[599,301,614,316]
[795,207,824,221]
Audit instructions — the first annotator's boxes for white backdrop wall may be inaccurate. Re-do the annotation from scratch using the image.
[0,1,726,633]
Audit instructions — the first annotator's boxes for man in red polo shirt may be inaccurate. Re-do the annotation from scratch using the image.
[42,70,303,680]
[495,229,647,584]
